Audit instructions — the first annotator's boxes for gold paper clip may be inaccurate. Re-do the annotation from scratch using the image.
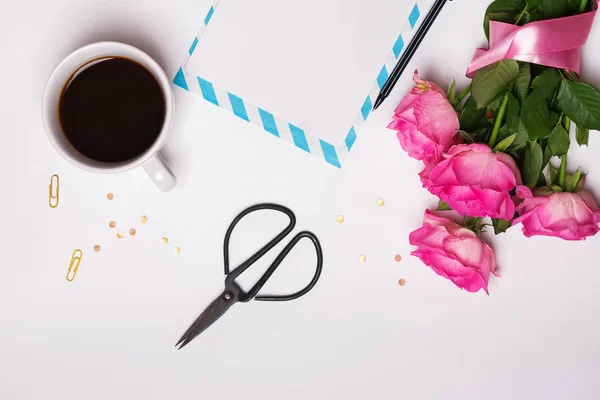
[66,249,82,282]
[49,174,59,208]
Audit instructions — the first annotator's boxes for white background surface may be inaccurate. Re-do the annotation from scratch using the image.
[186,0,428,143]
[1,1,600,399]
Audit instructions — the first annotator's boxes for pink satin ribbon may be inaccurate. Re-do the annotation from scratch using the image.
[467,6,598,78]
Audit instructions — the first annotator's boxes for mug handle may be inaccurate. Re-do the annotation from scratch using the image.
[143,152,177,192]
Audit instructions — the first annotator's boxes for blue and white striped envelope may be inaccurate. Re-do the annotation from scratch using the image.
[175,0,435,168]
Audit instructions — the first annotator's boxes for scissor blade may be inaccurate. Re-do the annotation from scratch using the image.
[176,292,237,350]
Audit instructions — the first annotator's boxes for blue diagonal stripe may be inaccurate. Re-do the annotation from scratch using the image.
[409,5,420,28]
[319,140,341,168]
[345,127,357,151]
[393,35,405,58]
[228,93,249,121]
[288,124,310,153]
[377,66,389,90]
[204,7,215,25]
[188,37,199,55]
[197,77,219,106]
[173,68,189,91]
[258,108,279,137]
[361,97,372,120]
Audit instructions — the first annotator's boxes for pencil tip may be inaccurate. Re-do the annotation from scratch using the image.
[373,96,384,110]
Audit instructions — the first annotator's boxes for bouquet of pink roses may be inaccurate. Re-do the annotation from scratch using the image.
[389,0,600,294]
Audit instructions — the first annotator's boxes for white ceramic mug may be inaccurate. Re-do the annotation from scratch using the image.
[42,42,176,192]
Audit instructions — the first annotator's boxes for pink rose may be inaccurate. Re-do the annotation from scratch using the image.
[387,70,459,163]
[423,143,525,220]
[513,187,600,240]
[410,210,497,294]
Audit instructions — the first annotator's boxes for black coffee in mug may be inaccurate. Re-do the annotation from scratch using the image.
[58,57,166,163]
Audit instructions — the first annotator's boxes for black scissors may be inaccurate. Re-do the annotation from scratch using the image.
[175,203,324,350]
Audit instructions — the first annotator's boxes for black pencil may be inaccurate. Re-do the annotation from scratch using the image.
[373,0,450,110]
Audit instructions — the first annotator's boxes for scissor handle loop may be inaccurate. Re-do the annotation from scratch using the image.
[252,231,323,302]
[223,203,323,302]
[224,203,296,278]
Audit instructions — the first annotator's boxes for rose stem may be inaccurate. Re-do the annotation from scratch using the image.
[561,116,571,188]
[489,92,509,148]
[515,5,529,25]
[456,83,472,103]
[563,115,571,133]
[558,155,567,188]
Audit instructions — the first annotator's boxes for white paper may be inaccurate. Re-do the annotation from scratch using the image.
[186,0,425,144]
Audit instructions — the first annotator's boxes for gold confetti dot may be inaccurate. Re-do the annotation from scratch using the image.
[336,215,345,224]
[116,232,124,239]
[359,254,366,263]
[109,221,116,228]
[140,215,148,224]
[394,254,402,262]
[377,198,385,207]
[107,193,114,200]
[174,246,181,254]
[93,245,101,252]
[129,228,136,236]
[398,279,406,287]
[161,237,169,245]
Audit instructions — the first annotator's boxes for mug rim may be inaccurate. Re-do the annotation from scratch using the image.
[41,41,174,174]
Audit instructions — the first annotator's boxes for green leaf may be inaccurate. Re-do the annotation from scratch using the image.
[530,64,549,80]
[506,92,520,131]
[525,11,547,22]
[437,200,452,211]
[472,59,520,108]
[484,0,527,39]
[499,119,528,149]
[460,97,490,131]
[576,125,590,146]
[458,130,475,144]
[537,171,548,187]
[526,0,543,8]
[542,145,553,169]
[566,169,582,193]
[523,141,543,188]
[521,92,552,139]
[548,163,557,185]
[547,124,570,155]
[494,133,517,153]
[557,80,600,130]
[487,95,505,113]
[568,0,581,13]
[550,184,563,192]
[549,111,560,130]
[472,128,491,143]
[447,80,457,106]
[550,89,562,113]
[510,120,529,151]
[492,218,512,235]
[465,217,485,235]
[498,120,528,152]
[516,63,531,104]
[538,0,569,18]
[498,123,509,138]
[531,69,561,100]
